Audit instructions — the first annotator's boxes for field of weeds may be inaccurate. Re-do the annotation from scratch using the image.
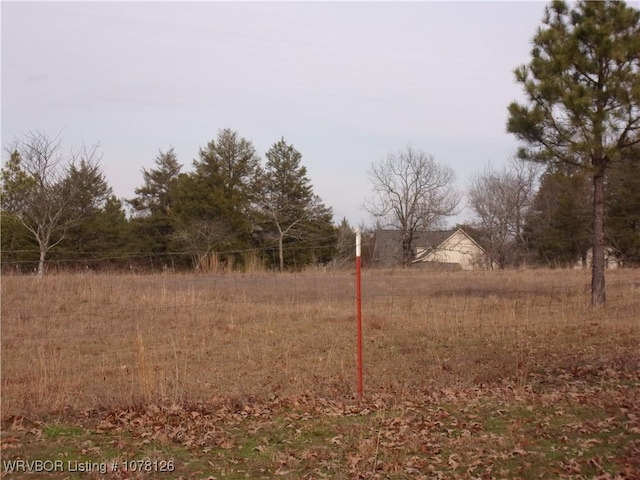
[1,268,639,478]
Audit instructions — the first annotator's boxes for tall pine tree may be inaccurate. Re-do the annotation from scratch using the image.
[127,148,182,260]
[507,0,640,305]
[171,129,263,270]
[260,138,335,271]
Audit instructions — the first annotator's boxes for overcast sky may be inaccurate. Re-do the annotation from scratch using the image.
[2,1,548,227]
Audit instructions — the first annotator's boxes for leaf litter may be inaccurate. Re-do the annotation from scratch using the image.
[2,368,639,479]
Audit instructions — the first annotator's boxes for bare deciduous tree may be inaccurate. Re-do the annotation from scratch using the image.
[365,146,459,266]
[467,159,540,267]
[1,132,110,276]
[171,219,234,271]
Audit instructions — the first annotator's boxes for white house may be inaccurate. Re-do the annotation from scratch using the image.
[413,228,494,270]
[372,228,494,270]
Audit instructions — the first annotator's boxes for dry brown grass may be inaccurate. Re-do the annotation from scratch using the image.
[1,268,639,418]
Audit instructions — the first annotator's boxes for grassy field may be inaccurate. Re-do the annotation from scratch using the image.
[1,268,639,478]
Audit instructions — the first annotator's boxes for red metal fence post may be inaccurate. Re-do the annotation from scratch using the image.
[355,229,363,399]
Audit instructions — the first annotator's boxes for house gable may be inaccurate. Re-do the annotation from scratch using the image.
[414,229,492,270]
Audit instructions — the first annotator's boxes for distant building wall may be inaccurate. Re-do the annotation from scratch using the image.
[415,230,490,270]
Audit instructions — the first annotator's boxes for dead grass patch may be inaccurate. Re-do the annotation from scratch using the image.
[1,268,638,418]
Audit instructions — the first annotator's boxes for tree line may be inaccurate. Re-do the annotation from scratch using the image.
[3,127,637,276]
[1,129,339,275]
[466,151,640,270]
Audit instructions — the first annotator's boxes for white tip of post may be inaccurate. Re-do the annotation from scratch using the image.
[355,228,362,257]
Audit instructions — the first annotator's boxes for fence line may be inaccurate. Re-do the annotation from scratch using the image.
[2,273,637,345]
[2,271,638,324]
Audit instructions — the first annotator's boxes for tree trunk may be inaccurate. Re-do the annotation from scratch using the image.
[38,247,46,278]
[278,234,284,272]
[401,232,413,267]
[591,171,606,306]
